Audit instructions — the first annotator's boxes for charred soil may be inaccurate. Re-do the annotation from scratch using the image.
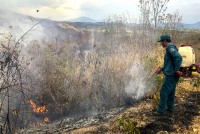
[66,87,200,134]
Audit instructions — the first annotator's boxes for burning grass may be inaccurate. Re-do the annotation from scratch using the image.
[27,99,50,127]
[28,99,48,114]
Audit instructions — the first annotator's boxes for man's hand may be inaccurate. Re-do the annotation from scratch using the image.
[155,67,162,74]
[148,67,162,79]
[175,71,183,77]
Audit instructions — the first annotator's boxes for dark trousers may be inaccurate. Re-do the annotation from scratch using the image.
[157,75,179,113]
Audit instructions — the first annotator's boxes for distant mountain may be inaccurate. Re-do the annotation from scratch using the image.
[183,22,200,29]
[68,17,97,23]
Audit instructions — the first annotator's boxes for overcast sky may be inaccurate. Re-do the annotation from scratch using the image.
[0,0,200,23]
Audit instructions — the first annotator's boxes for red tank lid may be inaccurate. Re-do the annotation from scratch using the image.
[180,44,192,47]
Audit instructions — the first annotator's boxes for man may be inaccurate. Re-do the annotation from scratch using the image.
[156,34,182,114]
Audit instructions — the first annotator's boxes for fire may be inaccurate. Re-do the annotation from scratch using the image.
[43,117,49,122]
[28,99,48,114]
[28,99,50,126]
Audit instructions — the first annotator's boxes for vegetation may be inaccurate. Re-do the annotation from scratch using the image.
[0,0,200,133]
[114,116,140,134]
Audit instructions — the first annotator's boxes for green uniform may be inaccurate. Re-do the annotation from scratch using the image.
[157,43,182,113]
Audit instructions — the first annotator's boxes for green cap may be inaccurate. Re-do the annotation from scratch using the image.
[158,34,171,42]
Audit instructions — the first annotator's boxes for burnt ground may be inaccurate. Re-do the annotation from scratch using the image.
[17,85,200,134]
[66,87,200,134]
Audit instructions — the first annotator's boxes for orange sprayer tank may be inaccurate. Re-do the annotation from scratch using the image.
[178,44,195,67]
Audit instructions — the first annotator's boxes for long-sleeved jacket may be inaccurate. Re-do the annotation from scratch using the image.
[161,43,182,76]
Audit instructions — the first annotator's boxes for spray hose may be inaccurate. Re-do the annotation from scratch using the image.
[147,66,161,79]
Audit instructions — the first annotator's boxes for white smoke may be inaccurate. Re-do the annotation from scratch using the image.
[0,10,45,44]
[125,55,151,100]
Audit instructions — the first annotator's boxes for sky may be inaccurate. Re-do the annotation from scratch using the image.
[0,0,200,23]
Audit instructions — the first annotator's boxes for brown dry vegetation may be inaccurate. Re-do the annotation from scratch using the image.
[1,1,200,133]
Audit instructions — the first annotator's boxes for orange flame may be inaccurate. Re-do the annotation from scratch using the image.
[43,117,49,122]
[28,100,48,114]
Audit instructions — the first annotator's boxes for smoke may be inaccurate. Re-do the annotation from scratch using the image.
[0,9,76,46]
[0,9,156,127]
[125,55,152,100]
[0,9,46,44]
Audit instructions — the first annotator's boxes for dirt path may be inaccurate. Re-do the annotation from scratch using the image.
[66,88,200,134]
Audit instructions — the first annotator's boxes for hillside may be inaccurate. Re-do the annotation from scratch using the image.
[184,22,200,29]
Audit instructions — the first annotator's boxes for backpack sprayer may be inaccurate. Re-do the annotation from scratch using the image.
[178,44,200,78]
[148,44,200,79]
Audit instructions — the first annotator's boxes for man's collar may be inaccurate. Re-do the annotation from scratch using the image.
[165,43,173,49]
